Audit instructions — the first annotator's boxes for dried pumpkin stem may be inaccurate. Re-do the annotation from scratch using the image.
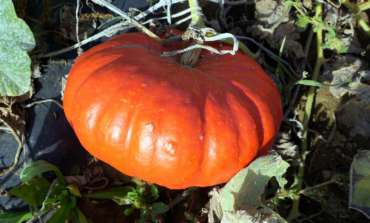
[181,1,251,66]
[180,0,205,67]
[288,3,324,222]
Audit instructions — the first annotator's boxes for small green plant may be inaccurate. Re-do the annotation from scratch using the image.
[85,180,169,223]
[284,0,348,53]
[278,1,329,221]
[0,160,88,223]
[0,160,169,223]
[275,0,370,221]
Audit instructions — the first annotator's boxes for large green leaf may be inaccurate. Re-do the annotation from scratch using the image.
[47,195,77,223]
[74,207,89,223]
[151,202,169,219]
[41,180,68,212]
[220,154,289,211]
[20,160,64,184]
[0,0,35,96]
[349,150,370,219]
[0,211,33,223]
[209,154,289,222]
[9,177,50,207]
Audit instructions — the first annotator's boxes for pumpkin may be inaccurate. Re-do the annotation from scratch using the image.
[63,32,283,189]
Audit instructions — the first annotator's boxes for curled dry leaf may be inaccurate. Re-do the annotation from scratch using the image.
[247,0,304,60]
[208,154,289,223]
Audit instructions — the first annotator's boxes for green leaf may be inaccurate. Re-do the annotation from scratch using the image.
[0,0,35,96]
[322,27,348,53]
[296,14,311,29]
[67,184,81,197]
[148,184,159,201]
[123,206,136,216]
[84,186,136,205]
[323,35,348,53]
[349,150,370,219]
[0,211,33,223]
[282,0,295,7]
[138,208,150,223]
[127,191,146,208]
[41,180,68,212]
[151,202,169,217]
[9,177,50,207]
[74,207,89,223]
[221,154,289,211]
[296,79,323,87]
[47,195,77,223]
[20,160,64,184]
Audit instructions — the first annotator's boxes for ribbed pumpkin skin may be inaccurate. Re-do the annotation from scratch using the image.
[64,32,283,189]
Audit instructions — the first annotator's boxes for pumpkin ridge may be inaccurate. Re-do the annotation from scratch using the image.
[225,96,242,166]
[65,33,164,116]
[74,71,129,160]
[229,81,265,147]
[73,55,150,160]
[98,81,137,164]
[65,42,136,98]
[195,65,265,149]
[66,54,128,126]
[225,90,260,167]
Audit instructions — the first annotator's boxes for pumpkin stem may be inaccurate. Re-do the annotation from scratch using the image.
[188,0,205,27]
[180,0,206,67]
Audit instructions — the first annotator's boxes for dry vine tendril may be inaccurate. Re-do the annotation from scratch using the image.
[0,118,24,177]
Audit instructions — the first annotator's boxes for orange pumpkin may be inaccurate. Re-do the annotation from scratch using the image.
[63,32,283,189]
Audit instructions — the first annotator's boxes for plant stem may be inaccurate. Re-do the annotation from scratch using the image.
[168,188,196,209]
[180,0,205,66]
[299,178,336,195]
[357,16,370,36]
[0,119,24,176]
[188,0,204,27]
[287,3,324,222]
[358,1,370,12]
[341,0,359,12]
[341,0,370,13]
[341,0,370,35]
[23,99,63,109]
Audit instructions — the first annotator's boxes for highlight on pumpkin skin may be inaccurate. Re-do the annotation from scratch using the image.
[63,32,283,189]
